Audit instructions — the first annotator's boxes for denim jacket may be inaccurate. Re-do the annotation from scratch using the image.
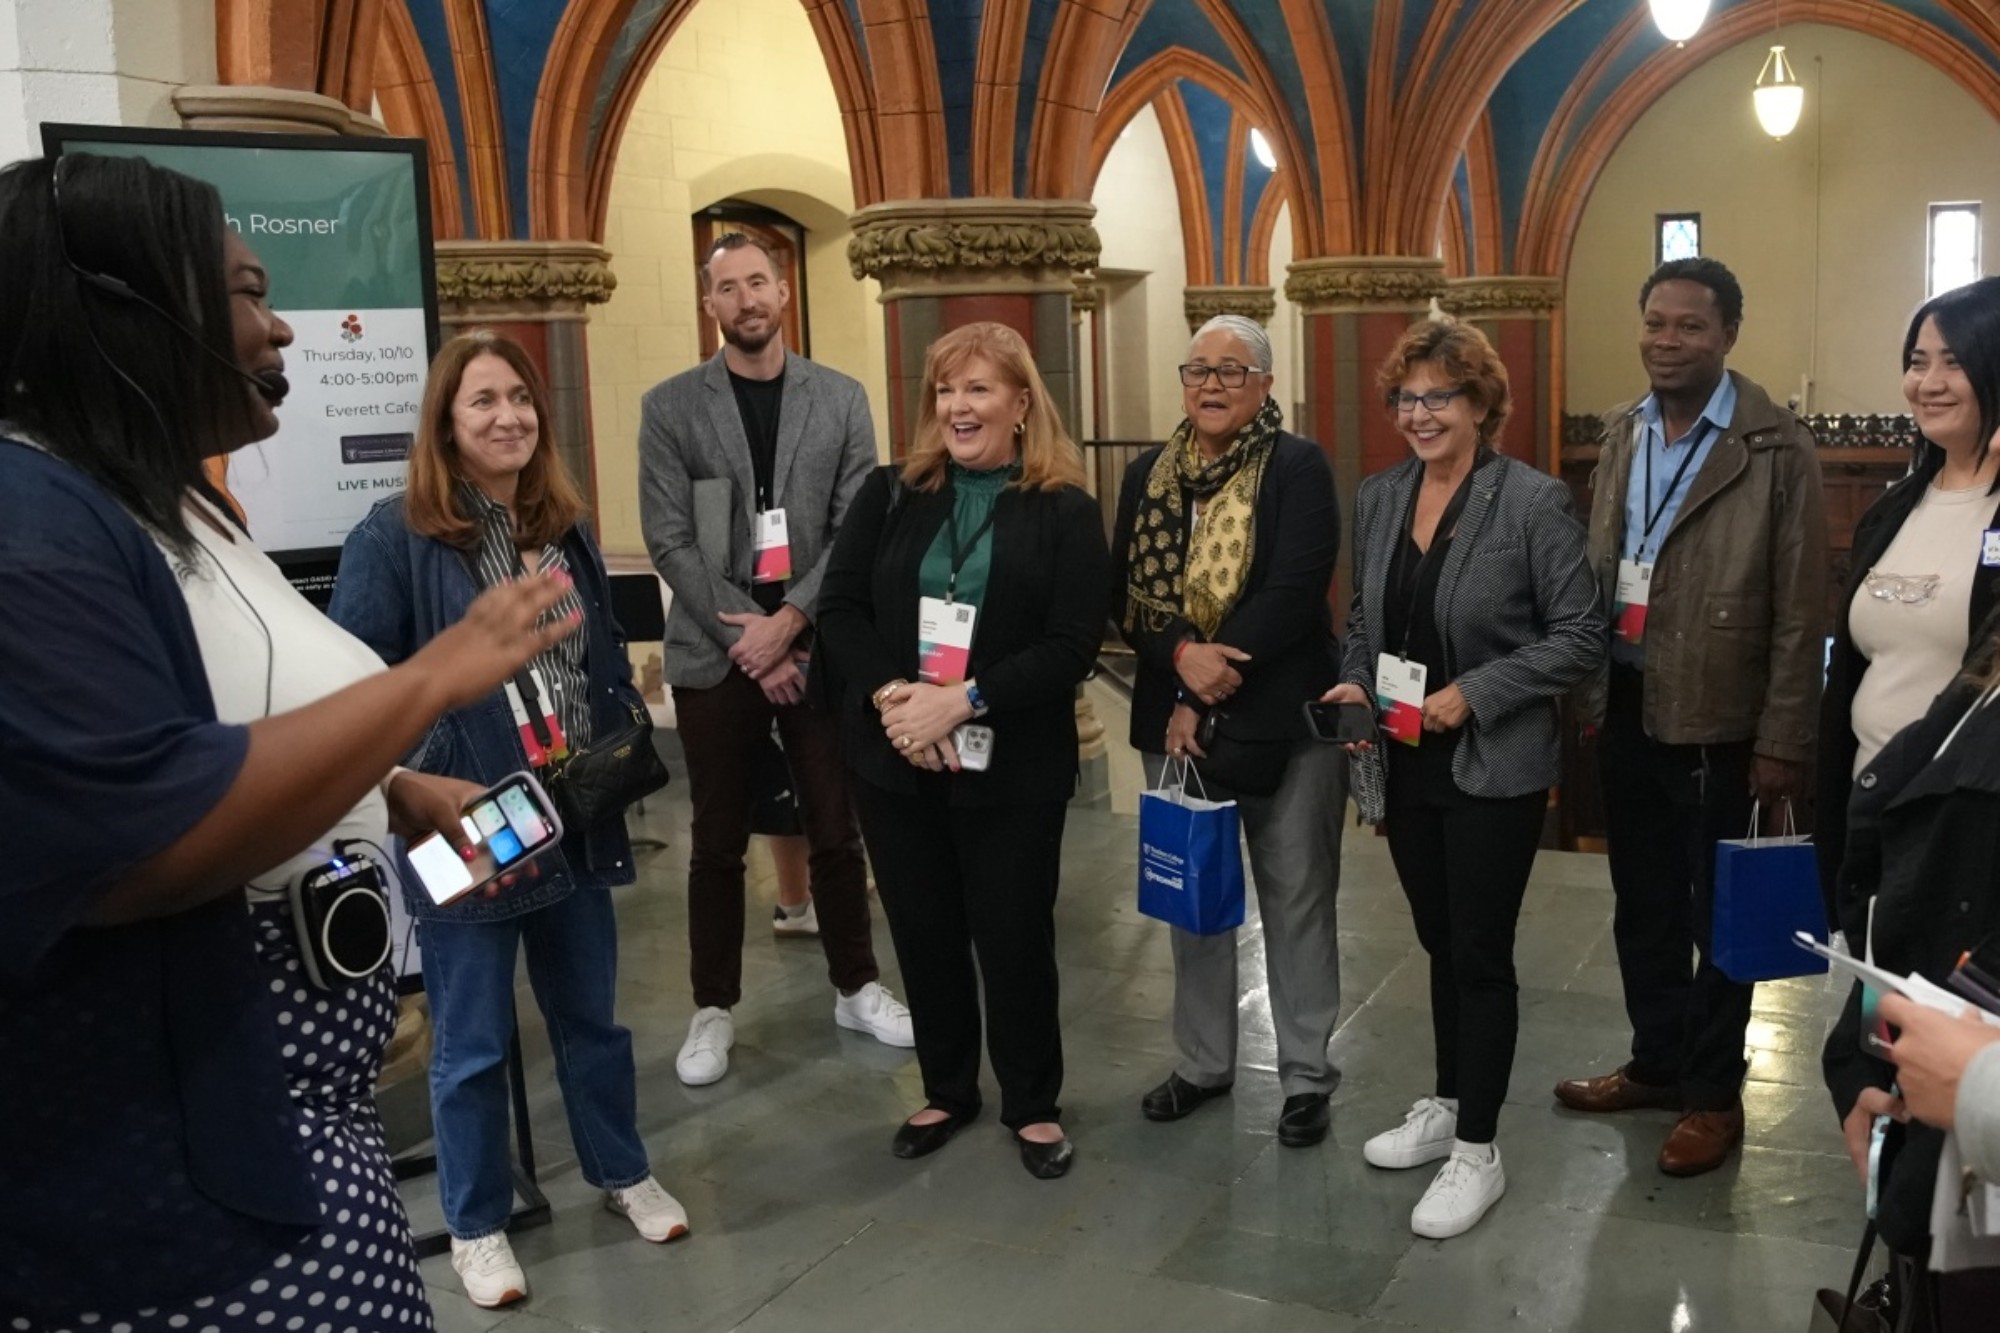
[329,496,641,923]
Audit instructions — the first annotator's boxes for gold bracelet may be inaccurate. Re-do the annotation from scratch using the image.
[872,679,910,712]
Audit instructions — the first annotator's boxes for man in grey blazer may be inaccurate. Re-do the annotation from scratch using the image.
[639,233,912,1088]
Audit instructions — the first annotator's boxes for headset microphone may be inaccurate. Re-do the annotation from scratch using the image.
[69,265,289,405]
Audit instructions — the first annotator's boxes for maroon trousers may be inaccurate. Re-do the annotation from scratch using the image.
[672,668,877,1008]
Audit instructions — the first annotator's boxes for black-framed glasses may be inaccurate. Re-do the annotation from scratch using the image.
[1386,388,1467,413]
[1179,363,1255,388]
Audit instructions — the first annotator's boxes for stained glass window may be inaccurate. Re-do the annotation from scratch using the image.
[1929,203,1981,299]
[1656,213,1700,265]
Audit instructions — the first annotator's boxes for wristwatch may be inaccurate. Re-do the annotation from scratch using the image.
[965,681,990,718]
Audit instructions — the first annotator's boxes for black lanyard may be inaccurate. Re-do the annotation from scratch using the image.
[1396,453,1485,659]
[944,502,998,603]
[1637,416,1716,561]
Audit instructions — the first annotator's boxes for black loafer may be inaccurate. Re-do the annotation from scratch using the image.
[1016,1133,1075,1179]
[1140,1073,1234,1122]
[892,1108,975,1160]
[1277,1092,1331,1148]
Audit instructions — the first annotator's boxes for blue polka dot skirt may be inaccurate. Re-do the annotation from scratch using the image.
[16,901,436,1332]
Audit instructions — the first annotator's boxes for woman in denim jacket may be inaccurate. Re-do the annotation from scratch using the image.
[330,330,683,1309]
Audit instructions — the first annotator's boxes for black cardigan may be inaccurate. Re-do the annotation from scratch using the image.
[1109,431,1342,751]
[1822,677,2000,1252]
[816,465,1111,805]
[1815,449,2000,915]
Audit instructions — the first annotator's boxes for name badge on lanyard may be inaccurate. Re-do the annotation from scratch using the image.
[1613,559,1654,645]
[1982,528,2000,568]
[918,597,978,685]
[754,507,792,584]
[1374,653,1427,747]
[504,667,568,768]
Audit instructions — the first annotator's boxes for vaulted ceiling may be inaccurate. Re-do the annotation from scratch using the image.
[301,0,2000,275]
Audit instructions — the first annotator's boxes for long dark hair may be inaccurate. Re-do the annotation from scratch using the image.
[1904,276,2000,491]
[0,154,257,550]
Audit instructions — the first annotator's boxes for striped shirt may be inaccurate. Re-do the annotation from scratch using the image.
[459,481,593,751]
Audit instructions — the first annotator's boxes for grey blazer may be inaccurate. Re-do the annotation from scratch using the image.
[1340,452,1605,799]
[638,350,877,689]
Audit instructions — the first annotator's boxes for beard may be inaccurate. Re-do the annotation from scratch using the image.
[720,311,777,354]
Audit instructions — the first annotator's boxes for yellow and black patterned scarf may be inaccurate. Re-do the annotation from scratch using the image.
[1122,396,1282,638]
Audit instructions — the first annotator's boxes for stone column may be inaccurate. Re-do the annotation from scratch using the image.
[1284,257,1446,610]
[1441,276,1565,471]
[433,240,617,514]
[1072,276,1106,442]
[1183,285,1277,332]
[847,197,1100,456]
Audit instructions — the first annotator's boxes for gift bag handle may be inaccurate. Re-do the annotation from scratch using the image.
[1153,754,1213,803]
[1742,797,1798,846]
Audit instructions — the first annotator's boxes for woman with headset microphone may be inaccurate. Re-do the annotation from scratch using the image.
[0,153,571,1331]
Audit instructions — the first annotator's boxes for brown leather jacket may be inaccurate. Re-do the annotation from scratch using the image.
[1577,371,1827,762]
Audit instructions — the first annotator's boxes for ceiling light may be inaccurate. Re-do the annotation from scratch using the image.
[1249,128,1276,171]
[1754,45,1804,139]
[1649,0,1710,43]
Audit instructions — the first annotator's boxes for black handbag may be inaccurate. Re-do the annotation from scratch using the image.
[518,674,670,830]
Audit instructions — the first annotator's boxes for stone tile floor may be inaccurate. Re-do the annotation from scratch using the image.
[388,788,1862,1332]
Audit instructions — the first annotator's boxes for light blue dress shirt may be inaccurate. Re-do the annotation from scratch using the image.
[1613,373,1736,667]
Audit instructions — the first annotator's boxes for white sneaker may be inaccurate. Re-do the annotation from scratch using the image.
[450,1232,527,1308]
[605,1175,690,1243]
[833,981,915,1048]
[1364,1097,1459,1169]
[1410,1141,1506,1239]
[773,899,819,936]
[676,1006,735,1086]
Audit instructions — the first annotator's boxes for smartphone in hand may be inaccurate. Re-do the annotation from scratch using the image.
[405,770,565,906]
[1304,699,1379,746]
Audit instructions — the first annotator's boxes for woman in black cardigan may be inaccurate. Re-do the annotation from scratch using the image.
[817,321,1109,1180]
[1109,314,1345,1150]
[1816,277,2000,918]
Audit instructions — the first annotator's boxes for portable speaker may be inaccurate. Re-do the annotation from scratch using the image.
[288,852,392,990]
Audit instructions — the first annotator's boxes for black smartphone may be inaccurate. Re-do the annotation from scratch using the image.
[1304,699,1378,745]
[405,770,566,906]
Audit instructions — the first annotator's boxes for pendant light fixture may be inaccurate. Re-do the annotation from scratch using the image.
[1754,45,1805,139]
[1649,0,1710,43]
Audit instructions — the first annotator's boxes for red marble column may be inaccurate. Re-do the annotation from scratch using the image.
[1442,276,1565,473]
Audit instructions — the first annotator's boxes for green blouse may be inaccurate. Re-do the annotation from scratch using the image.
[918,461,1014,614]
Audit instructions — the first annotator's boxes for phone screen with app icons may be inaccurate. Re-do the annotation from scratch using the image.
[406,773,564,906]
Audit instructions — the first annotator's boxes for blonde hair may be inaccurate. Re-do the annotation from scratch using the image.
[402,329,586,549]
[900,321,1086,493]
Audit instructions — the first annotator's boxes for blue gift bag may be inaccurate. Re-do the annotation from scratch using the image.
[1713,804,1829,983]
[1138,759,1246,936]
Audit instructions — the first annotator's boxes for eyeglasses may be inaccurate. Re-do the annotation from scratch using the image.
[1179,363,1257,388]
[1386,388,1467,413]
[1864,570,1941,606]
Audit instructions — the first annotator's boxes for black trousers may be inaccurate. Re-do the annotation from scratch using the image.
[1600,664,1757,1109]
[852,777,1067,1130]
[1384,782,1547,1144]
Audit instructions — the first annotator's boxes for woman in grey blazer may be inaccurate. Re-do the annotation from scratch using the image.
[1324,318,1603,1240]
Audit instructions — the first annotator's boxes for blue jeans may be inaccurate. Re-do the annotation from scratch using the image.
[422,887,650,1238]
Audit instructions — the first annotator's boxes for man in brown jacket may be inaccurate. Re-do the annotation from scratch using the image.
[1558,257,1827,1176]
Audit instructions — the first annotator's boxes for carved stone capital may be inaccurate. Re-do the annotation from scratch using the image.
[1284,256,1446,312]
[434,240,616,322]
[174,85,386,137]
[1071,275,1103,316]
[847,198,1100,300]
[1440,275,1564,317]
[1183,285,1277,331]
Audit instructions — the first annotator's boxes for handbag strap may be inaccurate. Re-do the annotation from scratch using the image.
[1843,1219,1879,1316]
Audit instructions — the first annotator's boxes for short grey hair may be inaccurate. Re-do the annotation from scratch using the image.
[1187,314,1273,374]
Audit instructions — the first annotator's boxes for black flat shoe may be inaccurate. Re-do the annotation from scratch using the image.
[1016,1132,1074,1180]
[1140,1072,1234,1122]
[892,1108,975,1160]
[1277,1092,1331,1148]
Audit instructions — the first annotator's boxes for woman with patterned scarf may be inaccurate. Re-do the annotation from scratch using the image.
[1110,314,1346,1149]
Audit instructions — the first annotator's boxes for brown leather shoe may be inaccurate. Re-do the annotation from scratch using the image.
[1657,1106,1745,1177]
[1552,1066,1680,1114]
